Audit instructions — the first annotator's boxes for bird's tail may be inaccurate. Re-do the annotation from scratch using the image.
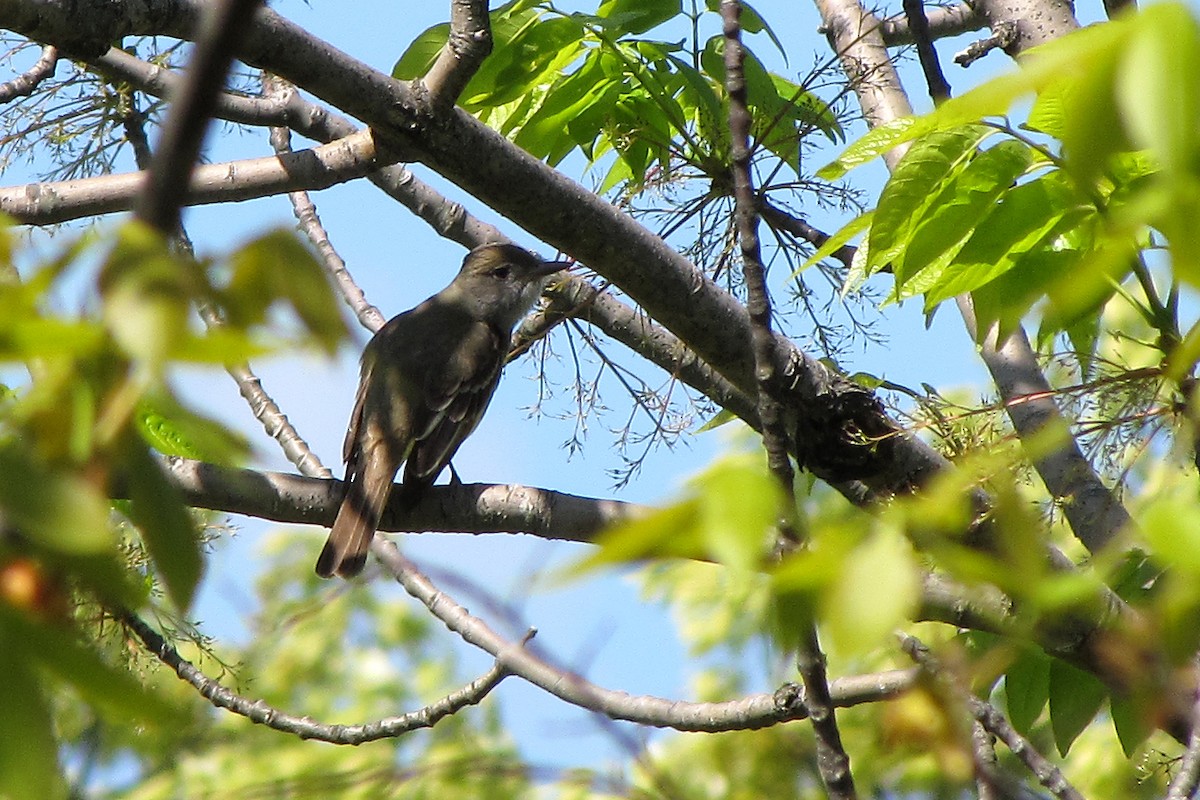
[316,458,395,578]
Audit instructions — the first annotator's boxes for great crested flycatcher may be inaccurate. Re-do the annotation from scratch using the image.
[315,243,568,578]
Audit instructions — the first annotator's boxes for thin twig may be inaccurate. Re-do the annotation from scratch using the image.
[134,0,267,232]
[953,22,1019,67]
[372,536,915,731]
[902,0,952,102]
[264,74,385,333]
[723,2,856,796]
[1166,676,1200,800]
[122,609,511,744]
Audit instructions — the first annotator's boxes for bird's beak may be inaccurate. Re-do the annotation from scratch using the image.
[533,259,573,278]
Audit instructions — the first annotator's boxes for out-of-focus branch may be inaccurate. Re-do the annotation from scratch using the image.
[0,129,389,224]
[0,44,57,103]
[123,610,511,743]
[134,0,266,232]
[422,0,491,107]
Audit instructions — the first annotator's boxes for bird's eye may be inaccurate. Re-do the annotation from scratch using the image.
[492,266,511,279]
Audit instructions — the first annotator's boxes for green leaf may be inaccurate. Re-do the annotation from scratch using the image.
[868,126,991,276]
[694,452,780,573]
[1116,3,1200,182]
[223,228,348,354]
[1003,648,1050,734]
[823,525,919,656]
[893,139,1034,294]
[2,606,176,727]
[392,22,450,79]
[799,210,871,272]
[972,249,1079,343]
[924,175,1080,310]
[136,389,249,464]
[1110,695,1153,758]
[1048,660,1107,756]
[818,116,934,179]
[0,440,112,555]
[0,628,64,800]
[598,0,680,34]
[100,222,192,367]
[120,437,203,611]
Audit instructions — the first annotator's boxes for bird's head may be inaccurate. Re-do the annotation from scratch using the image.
[451,243,571,329]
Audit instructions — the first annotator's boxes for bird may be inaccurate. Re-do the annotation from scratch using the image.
[315,243,569,578]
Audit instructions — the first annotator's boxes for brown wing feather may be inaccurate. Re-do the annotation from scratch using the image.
[402,321,507,489]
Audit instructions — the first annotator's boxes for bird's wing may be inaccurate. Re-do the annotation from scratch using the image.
[341,344,376,471]
[402,320,507,487]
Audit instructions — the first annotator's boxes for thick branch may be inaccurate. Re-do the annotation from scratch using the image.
[0,130,389,224]
[151,456,632,543]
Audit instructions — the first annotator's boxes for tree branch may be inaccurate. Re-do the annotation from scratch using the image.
[879,3,984,45]
[0,129,389,224]
[902,0,952,103]
[372,535,916,731]
[421,0,491,107]
[723,3,856,796]
[901,635,1087,800]
[122,609,512,744]
[0,43,56,103]
[265,75,386,333]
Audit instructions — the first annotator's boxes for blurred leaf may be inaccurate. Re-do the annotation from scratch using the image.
[0,439,112,555]
[99,223,192,367]
[694,452,780,573]
[1003,647,1050,734]
[0,627,64,800]
[119,437,202,611]
[1115,3,1200,182]
[1,606,176,726]
[223,229,348,354]
[1110,694,1153,758]
[1048,660,1107,756]
[823,524,919,656]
